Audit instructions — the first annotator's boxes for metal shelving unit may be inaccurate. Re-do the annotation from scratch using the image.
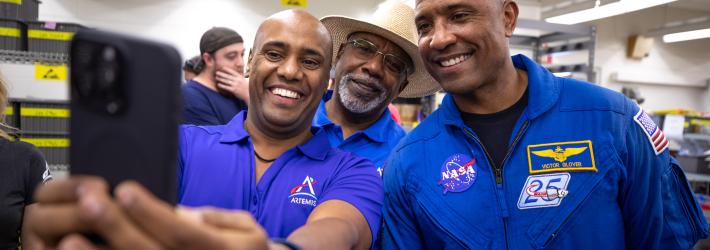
[511,18,597,83]
[1,46,70,174]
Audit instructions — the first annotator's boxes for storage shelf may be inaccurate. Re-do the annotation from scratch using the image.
[686,133,710,141]
[687,172,710,182]
[0,49,67,64]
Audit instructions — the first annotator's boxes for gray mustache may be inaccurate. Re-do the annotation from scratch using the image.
[345,73,385,92]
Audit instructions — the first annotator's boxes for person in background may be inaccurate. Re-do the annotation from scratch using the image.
[182,27,249,125]
[182,55,203,81]
[382,0,709,249]
[317,0,440,176]
[0,73,51,250]
[27,9,383,250]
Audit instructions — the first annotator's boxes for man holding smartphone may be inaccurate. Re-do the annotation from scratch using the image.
[29,9,382,250]
[182,27,250,125]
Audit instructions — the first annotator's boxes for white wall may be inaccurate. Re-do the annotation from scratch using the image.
[592,6,710,112]
[39,0,382,61]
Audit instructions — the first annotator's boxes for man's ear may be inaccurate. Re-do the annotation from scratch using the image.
[246,48,254,77]
[202,52,214,67]
[397,80,409,95]
[502,0,520,37]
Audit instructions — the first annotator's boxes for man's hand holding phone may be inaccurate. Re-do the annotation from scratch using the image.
[29,177,270,250]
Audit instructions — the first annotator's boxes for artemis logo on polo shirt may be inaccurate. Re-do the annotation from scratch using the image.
[289,176,318,207]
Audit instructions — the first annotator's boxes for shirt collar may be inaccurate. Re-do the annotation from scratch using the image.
[295,127,331,161]
[220,111,331,161]
[441,54,561,127]
[316,90,396,143]
[218,111,249,143]
[313,91,335,127]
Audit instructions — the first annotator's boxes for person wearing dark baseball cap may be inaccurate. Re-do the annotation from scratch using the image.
[183,27,250,125]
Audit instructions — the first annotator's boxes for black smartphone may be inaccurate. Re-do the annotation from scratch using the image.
[69,29,181,204]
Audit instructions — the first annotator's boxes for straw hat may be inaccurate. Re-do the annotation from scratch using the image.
[320,0,440,98]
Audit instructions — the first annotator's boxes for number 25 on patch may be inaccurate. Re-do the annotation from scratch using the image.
[517,173,570,209]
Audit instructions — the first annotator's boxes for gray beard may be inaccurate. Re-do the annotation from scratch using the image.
[337,73,387,114]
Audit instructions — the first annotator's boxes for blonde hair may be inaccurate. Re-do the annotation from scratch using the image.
[0,72,13,140]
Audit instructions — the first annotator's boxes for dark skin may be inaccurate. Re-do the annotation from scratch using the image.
[244,10,332,181]
[326,32,412,139]
[415,0,527,114]
[27,10,373,250]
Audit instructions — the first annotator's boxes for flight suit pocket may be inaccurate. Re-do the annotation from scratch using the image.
[526,144,621,249]
[411,183,493,249]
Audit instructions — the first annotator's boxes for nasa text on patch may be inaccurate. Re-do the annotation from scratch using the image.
[527,140,597,174]
[438,154,477,194]
[633,108,669,155]
[517,173,571,209]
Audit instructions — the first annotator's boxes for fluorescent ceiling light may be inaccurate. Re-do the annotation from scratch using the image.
[546,0,678,25]
[663,28,710,43]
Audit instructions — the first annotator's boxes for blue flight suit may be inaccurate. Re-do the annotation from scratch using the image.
[382,54,709,249]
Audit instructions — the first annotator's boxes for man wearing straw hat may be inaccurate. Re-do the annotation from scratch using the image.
[318,0,439,176]
[382,0,709,249]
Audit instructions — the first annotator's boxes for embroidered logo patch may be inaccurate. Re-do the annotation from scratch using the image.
[634,109,669,155]
[289,176,318,207]
[527,140,597,174]
[517,173,571,209]
[438,154,477,194]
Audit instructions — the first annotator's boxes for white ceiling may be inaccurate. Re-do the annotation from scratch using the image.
[536,0,710,13]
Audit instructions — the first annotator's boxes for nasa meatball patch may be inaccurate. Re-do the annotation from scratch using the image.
[438,154,477,194]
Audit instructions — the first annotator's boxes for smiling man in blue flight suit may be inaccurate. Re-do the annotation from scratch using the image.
[382,0,709,249]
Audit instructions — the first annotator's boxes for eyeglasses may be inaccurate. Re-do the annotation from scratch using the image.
[345,39,412,76]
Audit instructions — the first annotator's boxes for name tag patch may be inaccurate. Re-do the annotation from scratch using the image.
[517,173,571,209]
[438,154,477,194]
[527,140,597,174]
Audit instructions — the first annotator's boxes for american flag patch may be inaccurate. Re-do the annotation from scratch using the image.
[634,109,669,155]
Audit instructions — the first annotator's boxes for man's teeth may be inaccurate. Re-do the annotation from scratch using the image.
[440,54,471,67]
[272,88,300,99]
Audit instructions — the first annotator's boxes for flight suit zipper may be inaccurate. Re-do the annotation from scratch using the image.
[462,120,530,249]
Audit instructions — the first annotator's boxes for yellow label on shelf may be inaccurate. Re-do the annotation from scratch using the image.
[0,27,20,37]
[20,138,69,148]
[34,63,68,81]
[20,107,70,118]
[0,0,22,5]
[691,119,710,126]
[4,107,13,116]
[280,0,307,7]
[28,29,74,41]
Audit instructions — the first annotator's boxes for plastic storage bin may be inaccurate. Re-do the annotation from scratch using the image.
[19,102,69,134]
[0,0,38,21]
[27,21,84,54]
[0,18,25,51]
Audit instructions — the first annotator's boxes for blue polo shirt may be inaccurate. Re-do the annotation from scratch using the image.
[182,80,247,125]
[313,91,406,176]
[177,111,384,240]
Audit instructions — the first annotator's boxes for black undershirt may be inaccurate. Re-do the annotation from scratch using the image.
[461,90,528,169]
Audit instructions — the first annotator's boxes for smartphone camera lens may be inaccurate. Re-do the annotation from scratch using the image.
[97,46,118,90]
